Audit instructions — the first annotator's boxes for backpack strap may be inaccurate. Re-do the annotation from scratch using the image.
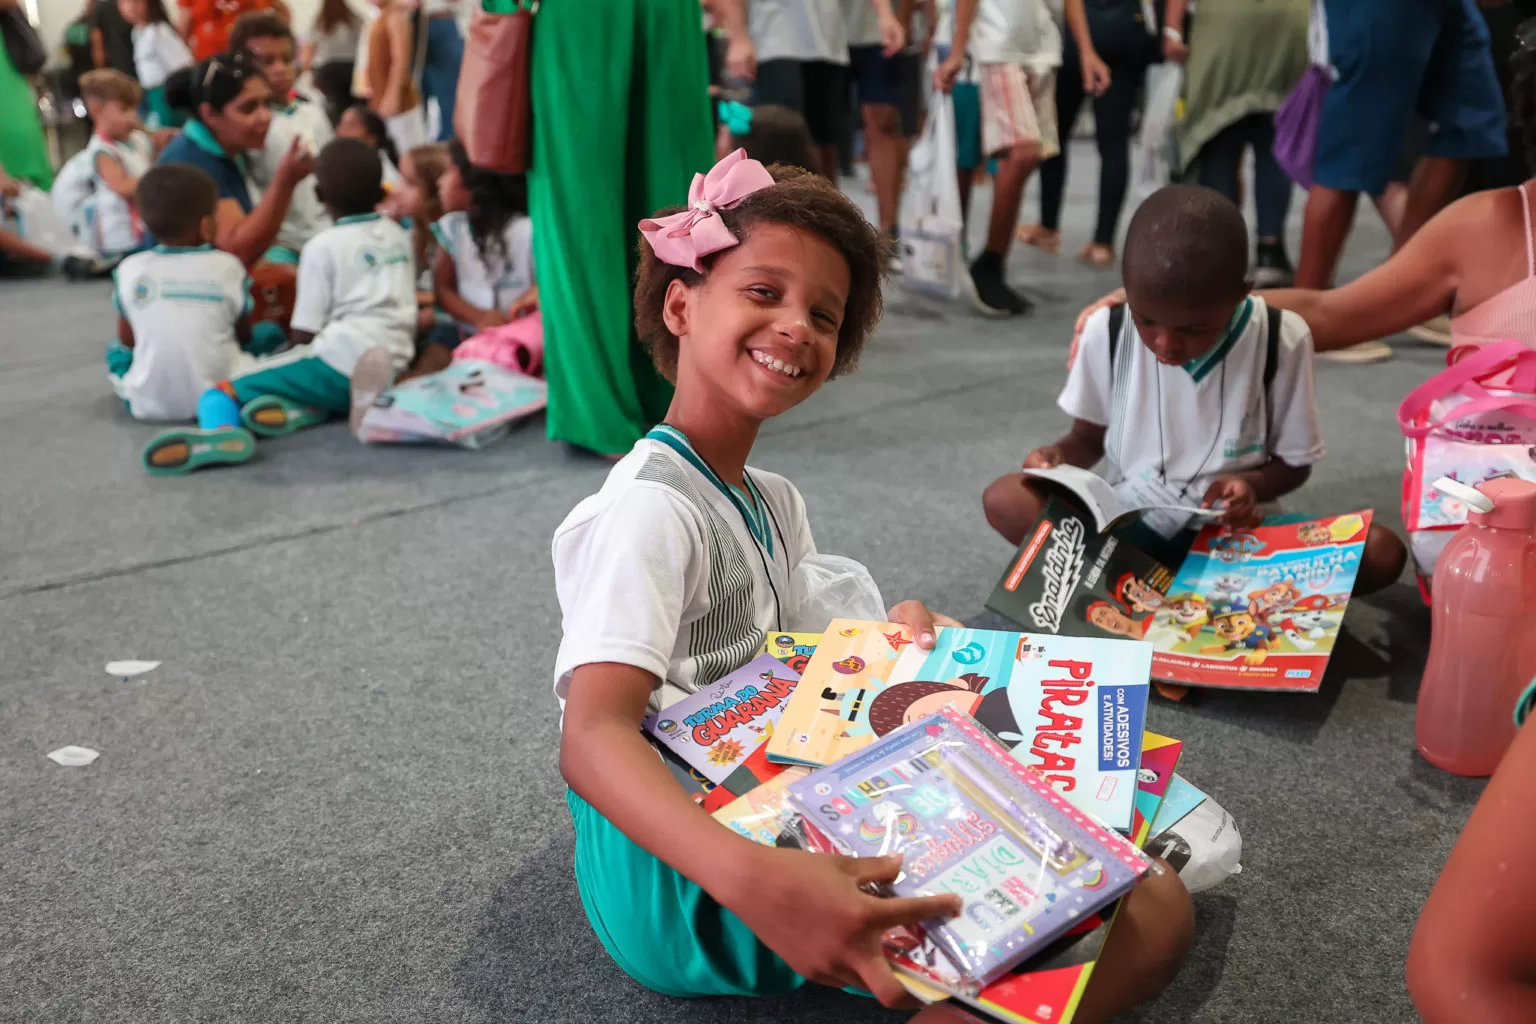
[1264,303,1281,399]
[1108,303,1126,373]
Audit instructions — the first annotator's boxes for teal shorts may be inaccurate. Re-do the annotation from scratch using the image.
[566,789,805,998]
[227,347,351,412]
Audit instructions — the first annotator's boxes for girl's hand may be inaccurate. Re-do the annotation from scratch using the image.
[888,600,963,650]
[726,849,962,1008]
[473,308,510,331]
[1201,476,1260,528]
[1069,287,1126,368]
[1081,50,1111,96]
[505,287,539,319]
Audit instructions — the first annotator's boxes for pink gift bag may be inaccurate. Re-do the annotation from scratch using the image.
[453,311,545,377]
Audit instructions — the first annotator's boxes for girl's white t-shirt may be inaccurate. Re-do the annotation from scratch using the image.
[431,210,534,315]
[87,130,155,254]
[551,435,821,718]
[1059,297,1326,533]
[131,22,193,90]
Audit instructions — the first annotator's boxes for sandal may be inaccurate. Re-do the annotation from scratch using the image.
[1015,223,1061,255]
[1079,243,1115,268]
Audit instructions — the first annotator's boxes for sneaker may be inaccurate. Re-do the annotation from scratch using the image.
[886,234,904,275]
[1252,239,1294,289]
[968,252,1027,318]
[1407,315,1453,346]
[1318,339,1394,364]
[240,395,329,436]
[141,426,255,476]
[349,345,397,438]
[62,254,116,281]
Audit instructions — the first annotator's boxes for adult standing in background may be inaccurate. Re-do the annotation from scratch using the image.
[846,0,915,237]
[748,0,853,182]
[0,0,51,189]
[89,0,139,76]
[1166,0,1308,288]
[1018,0,1160,267]
[304,0,362,124]
[418,0,463,141]
[531,0,751,457]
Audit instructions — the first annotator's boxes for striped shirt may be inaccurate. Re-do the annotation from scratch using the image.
[551,431,815,718]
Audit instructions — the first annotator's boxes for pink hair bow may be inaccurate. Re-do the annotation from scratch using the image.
[639,149,775,271]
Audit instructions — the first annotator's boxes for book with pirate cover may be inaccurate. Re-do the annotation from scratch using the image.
[645,653,801,806]
[767,619,1151,833]
[987,501,1374,694]
[892,733,1183,1022]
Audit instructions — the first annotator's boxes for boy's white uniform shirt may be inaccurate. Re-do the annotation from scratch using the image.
[113,245,253,421]
[86,129,154,254]
[249,98,335,253]
[1060,297,1326,534]
[290,213,417,374]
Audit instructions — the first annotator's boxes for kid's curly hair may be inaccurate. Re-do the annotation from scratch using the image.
[633,164,887,383]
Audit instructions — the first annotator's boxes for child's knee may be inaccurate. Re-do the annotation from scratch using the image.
[1138,860,1195,968]
[1006,139,1043,169]
[1357,524,1409,595]
[982,472,1037,544]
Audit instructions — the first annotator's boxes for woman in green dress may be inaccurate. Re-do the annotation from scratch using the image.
[0,0,53,190]
[529,0,752,457]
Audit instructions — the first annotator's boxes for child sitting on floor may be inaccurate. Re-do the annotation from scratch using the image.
[982,184,1408,593]
[551,150,1192,1020]
[233,12,334,262]
[108,164,254,421]
[336,103,403,191]
[390,143,455,380]
[141,139,415,474]
[716,101,818,171]
[422,140,536,374]
[80,70,156,259]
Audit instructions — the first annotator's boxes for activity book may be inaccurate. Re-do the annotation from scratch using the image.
[786,706,1151,993]
[767,620,1152,832]
[986,495,1374,692]
[643,653,799,787]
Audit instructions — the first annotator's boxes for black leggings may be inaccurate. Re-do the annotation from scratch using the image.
[1038,43,1147,245]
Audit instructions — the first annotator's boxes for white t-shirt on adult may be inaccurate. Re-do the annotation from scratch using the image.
[113,245,254,421]
[431,210,534,316]
[131,22,193,90]
[307,18,361,66]
[290,213,417,374]
[965,0,1060,69]
[87,130,154,254]
[248,99,334,253]
[1059,297,1326,534]
[552,431,823,718]
[846,0,883,48]
[751,0,850,64]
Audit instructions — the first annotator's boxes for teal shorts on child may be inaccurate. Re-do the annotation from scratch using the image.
[566,789,806,998]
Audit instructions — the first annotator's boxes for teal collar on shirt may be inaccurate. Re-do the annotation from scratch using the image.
[183,119,246,174]
[336,213,384,225]
[646,424,774,557]
[150,243,215,254]
[1181,297,1254,383]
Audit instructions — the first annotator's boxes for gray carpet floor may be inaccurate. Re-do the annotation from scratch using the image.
[2,147,1480,1024]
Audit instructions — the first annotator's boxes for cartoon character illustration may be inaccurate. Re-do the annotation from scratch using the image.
[1137,767,1161,785]
[1113,572,1165,613]
[1248,580,1303,620]
[1085,600,1150,640]
[843,673,992,739]
[1297,522,1332,546]
[831,655,866,675]
[1275,594,1339,650]
[1207,573,1250,605]
[1155,593,1210,643]
[1200,604,1278,664]
[820,685,875,737]
[882,630,912,652]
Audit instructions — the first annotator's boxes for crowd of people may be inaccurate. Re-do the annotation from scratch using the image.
[4,0,1536,1019]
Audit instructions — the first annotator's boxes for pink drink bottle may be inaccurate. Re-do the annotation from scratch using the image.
[1417,477,1536,776]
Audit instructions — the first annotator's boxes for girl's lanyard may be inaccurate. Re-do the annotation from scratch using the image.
[646,424,785,631]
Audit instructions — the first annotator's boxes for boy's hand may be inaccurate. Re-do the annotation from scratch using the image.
[728,849,962,1008]
[1023,444,1064,469]
[1069,287,1126,369]
[1202,476,1261,527]
[888,600,963,650]
[933,52,964,94]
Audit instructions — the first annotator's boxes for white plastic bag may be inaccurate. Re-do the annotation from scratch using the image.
[2,183,92,259]
[787,553,886,632]
[1145,794,1242,894]
[898,89,965,299]
[1132,63,1183,202]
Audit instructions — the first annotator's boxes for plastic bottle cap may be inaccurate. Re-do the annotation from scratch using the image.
[1470,476,1536,529]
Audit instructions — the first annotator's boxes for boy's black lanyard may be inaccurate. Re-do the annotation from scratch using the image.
[646,424,785,631]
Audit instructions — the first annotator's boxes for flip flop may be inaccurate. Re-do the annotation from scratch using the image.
[1079,243,1115,268]
[142,426,256,476]
[240,395,330,436]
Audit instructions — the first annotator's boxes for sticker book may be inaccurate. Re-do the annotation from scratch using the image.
[760,632,821,674]
[788,707,1150,992]
[644,653,801,786]
[769,620,1152,833]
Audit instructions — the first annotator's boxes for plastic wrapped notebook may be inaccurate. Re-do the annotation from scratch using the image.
[786,707,1150,994]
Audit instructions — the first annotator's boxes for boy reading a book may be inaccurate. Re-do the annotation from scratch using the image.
[552,151,1192,1017]
[982,184,1407,594]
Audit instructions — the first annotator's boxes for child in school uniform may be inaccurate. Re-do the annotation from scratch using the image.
[118,0,192,129]
[80,70,156,259]
[551,150,1193,1019]
[141,139,415,474]
[107,164,255,422]
[231,13,335,263]
[982,184,1408,593]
